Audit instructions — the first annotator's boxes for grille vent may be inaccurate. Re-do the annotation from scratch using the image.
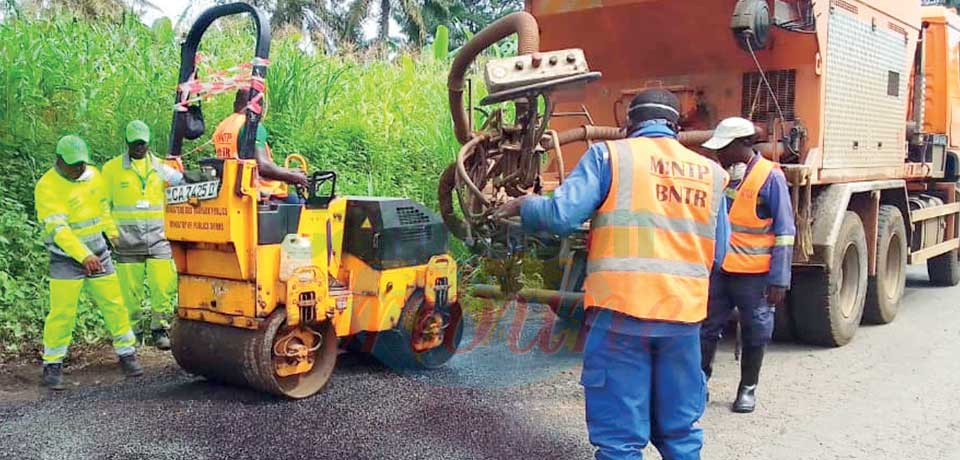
[400,226,429,242]
[741,70,797,122]
[397,206,430,225]
[888,23,907,37]
[831,0,858,14]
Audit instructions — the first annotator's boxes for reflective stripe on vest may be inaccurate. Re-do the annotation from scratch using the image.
[103,153,170,255]
[722,156,777,274]
[212,113,287,198]
[68,217,102,232]
[43,216,104,244]
[583,137,726,324]
[111,204,164,222]
[44,228,105,246]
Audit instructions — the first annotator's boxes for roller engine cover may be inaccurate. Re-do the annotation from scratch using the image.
[344,198,448,270]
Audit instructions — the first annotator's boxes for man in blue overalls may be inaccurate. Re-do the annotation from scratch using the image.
[700,117,796,413]
[498,89,730,460]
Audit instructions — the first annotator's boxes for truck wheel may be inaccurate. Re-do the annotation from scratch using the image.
[792,211,868,347]
[927,249,960,286]
[864,205,907,324]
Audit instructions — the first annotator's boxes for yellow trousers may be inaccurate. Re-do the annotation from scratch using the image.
[43,275,136,363]
[116,258,177,331]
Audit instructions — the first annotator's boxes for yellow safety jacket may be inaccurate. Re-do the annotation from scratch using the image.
[35,166,119,279]
[583,137,728,323]
[102,152,182,262]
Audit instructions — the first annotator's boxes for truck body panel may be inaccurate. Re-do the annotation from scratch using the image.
[528,0,939,185]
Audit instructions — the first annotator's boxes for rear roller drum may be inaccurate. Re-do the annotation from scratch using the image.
[171,311,338,399]
[368,291,464,370]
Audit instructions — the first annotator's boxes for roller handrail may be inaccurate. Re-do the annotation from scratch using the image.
[168,3,271,160]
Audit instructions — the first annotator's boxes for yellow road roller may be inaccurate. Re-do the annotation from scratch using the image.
[162,3,462,398]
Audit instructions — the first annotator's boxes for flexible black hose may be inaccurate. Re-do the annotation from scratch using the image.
[448,12,541,145]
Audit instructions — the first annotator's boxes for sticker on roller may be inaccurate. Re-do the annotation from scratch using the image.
[166,180,221,205]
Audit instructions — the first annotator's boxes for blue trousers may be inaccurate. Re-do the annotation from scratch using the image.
[701,271,775,348]
[581,326,705,460]
[281,188,304,204]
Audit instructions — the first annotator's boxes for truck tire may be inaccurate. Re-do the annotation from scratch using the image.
[864,205,907,324]
[927,249,960,286]
[792,211,868,347]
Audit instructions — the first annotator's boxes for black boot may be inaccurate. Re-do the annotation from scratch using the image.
[152,329,171,351]
[119,353,144,377]
[700,339,718,402]
[42,363,66,390]
[732,346,765,413]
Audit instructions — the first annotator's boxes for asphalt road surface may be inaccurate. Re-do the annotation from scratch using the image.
[1,266,959,460]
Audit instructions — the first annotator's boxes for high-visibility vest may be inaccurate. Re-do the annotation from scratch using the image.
[35,167,119,277]
[722,156,777,274]
[102,153,179,260]
[583,137,728,324]
[212,113,287,198]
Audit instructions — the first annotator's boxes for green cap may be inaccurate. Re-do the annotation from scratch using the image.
[125,120,151,144]
[55,135,92,165]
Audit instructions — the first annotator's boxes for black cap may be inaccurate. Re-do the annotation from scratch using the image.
[627,89,681,126]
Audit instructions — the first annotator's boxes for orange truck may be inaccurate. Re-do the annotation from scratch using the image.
[451,0,960,347]
[522,0,960,347]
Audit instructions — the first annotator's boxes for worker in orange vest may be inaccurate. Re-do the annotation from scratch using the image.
[700,117,796,414]
[497,89,730,460]
[212,89,308,202]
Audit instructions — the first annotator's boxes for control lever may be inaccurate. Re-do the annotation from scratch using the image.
[306,171,337,209]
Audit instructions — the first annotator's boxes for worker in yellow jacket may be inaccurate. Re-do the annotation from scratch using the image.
[35,135,143,390]
[102,121,183,350]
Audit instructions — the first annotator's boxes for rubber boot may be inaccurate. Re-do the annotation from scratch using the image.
[152,329,171,351]
[42,363,66,390]
[119,353,144,378]
[700,339,718,402]
[733,346,765,413]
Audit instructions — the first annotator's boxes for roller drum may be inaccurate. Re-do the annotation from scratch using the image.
[171,312,338,399]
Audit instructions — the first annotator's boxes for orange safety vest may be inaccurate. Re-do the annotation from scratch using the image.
[212,113,287,198]
[583,137,728,324]
[722,156,777,274]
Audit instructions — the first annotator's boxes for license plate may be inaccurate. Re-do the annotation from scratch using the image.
[166,180,220,205]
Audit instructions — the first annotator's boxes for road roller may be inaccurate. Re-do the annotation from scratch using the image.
[162,3,463,398]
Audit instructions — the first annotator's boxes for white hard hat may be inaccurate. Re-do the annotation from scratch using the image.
[702,117,756,150]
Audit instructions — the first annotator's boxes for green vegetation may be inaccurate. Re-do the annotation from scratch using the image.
[0,14,470,356]
[249,0,522,49]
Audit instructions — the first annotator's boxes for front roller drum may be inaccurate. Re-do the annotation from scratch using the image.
[366,291,464,370]
[171,311,338,399]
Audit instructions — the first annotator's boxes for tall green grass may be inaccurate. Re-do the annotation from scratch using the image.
[0,15,464,355]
